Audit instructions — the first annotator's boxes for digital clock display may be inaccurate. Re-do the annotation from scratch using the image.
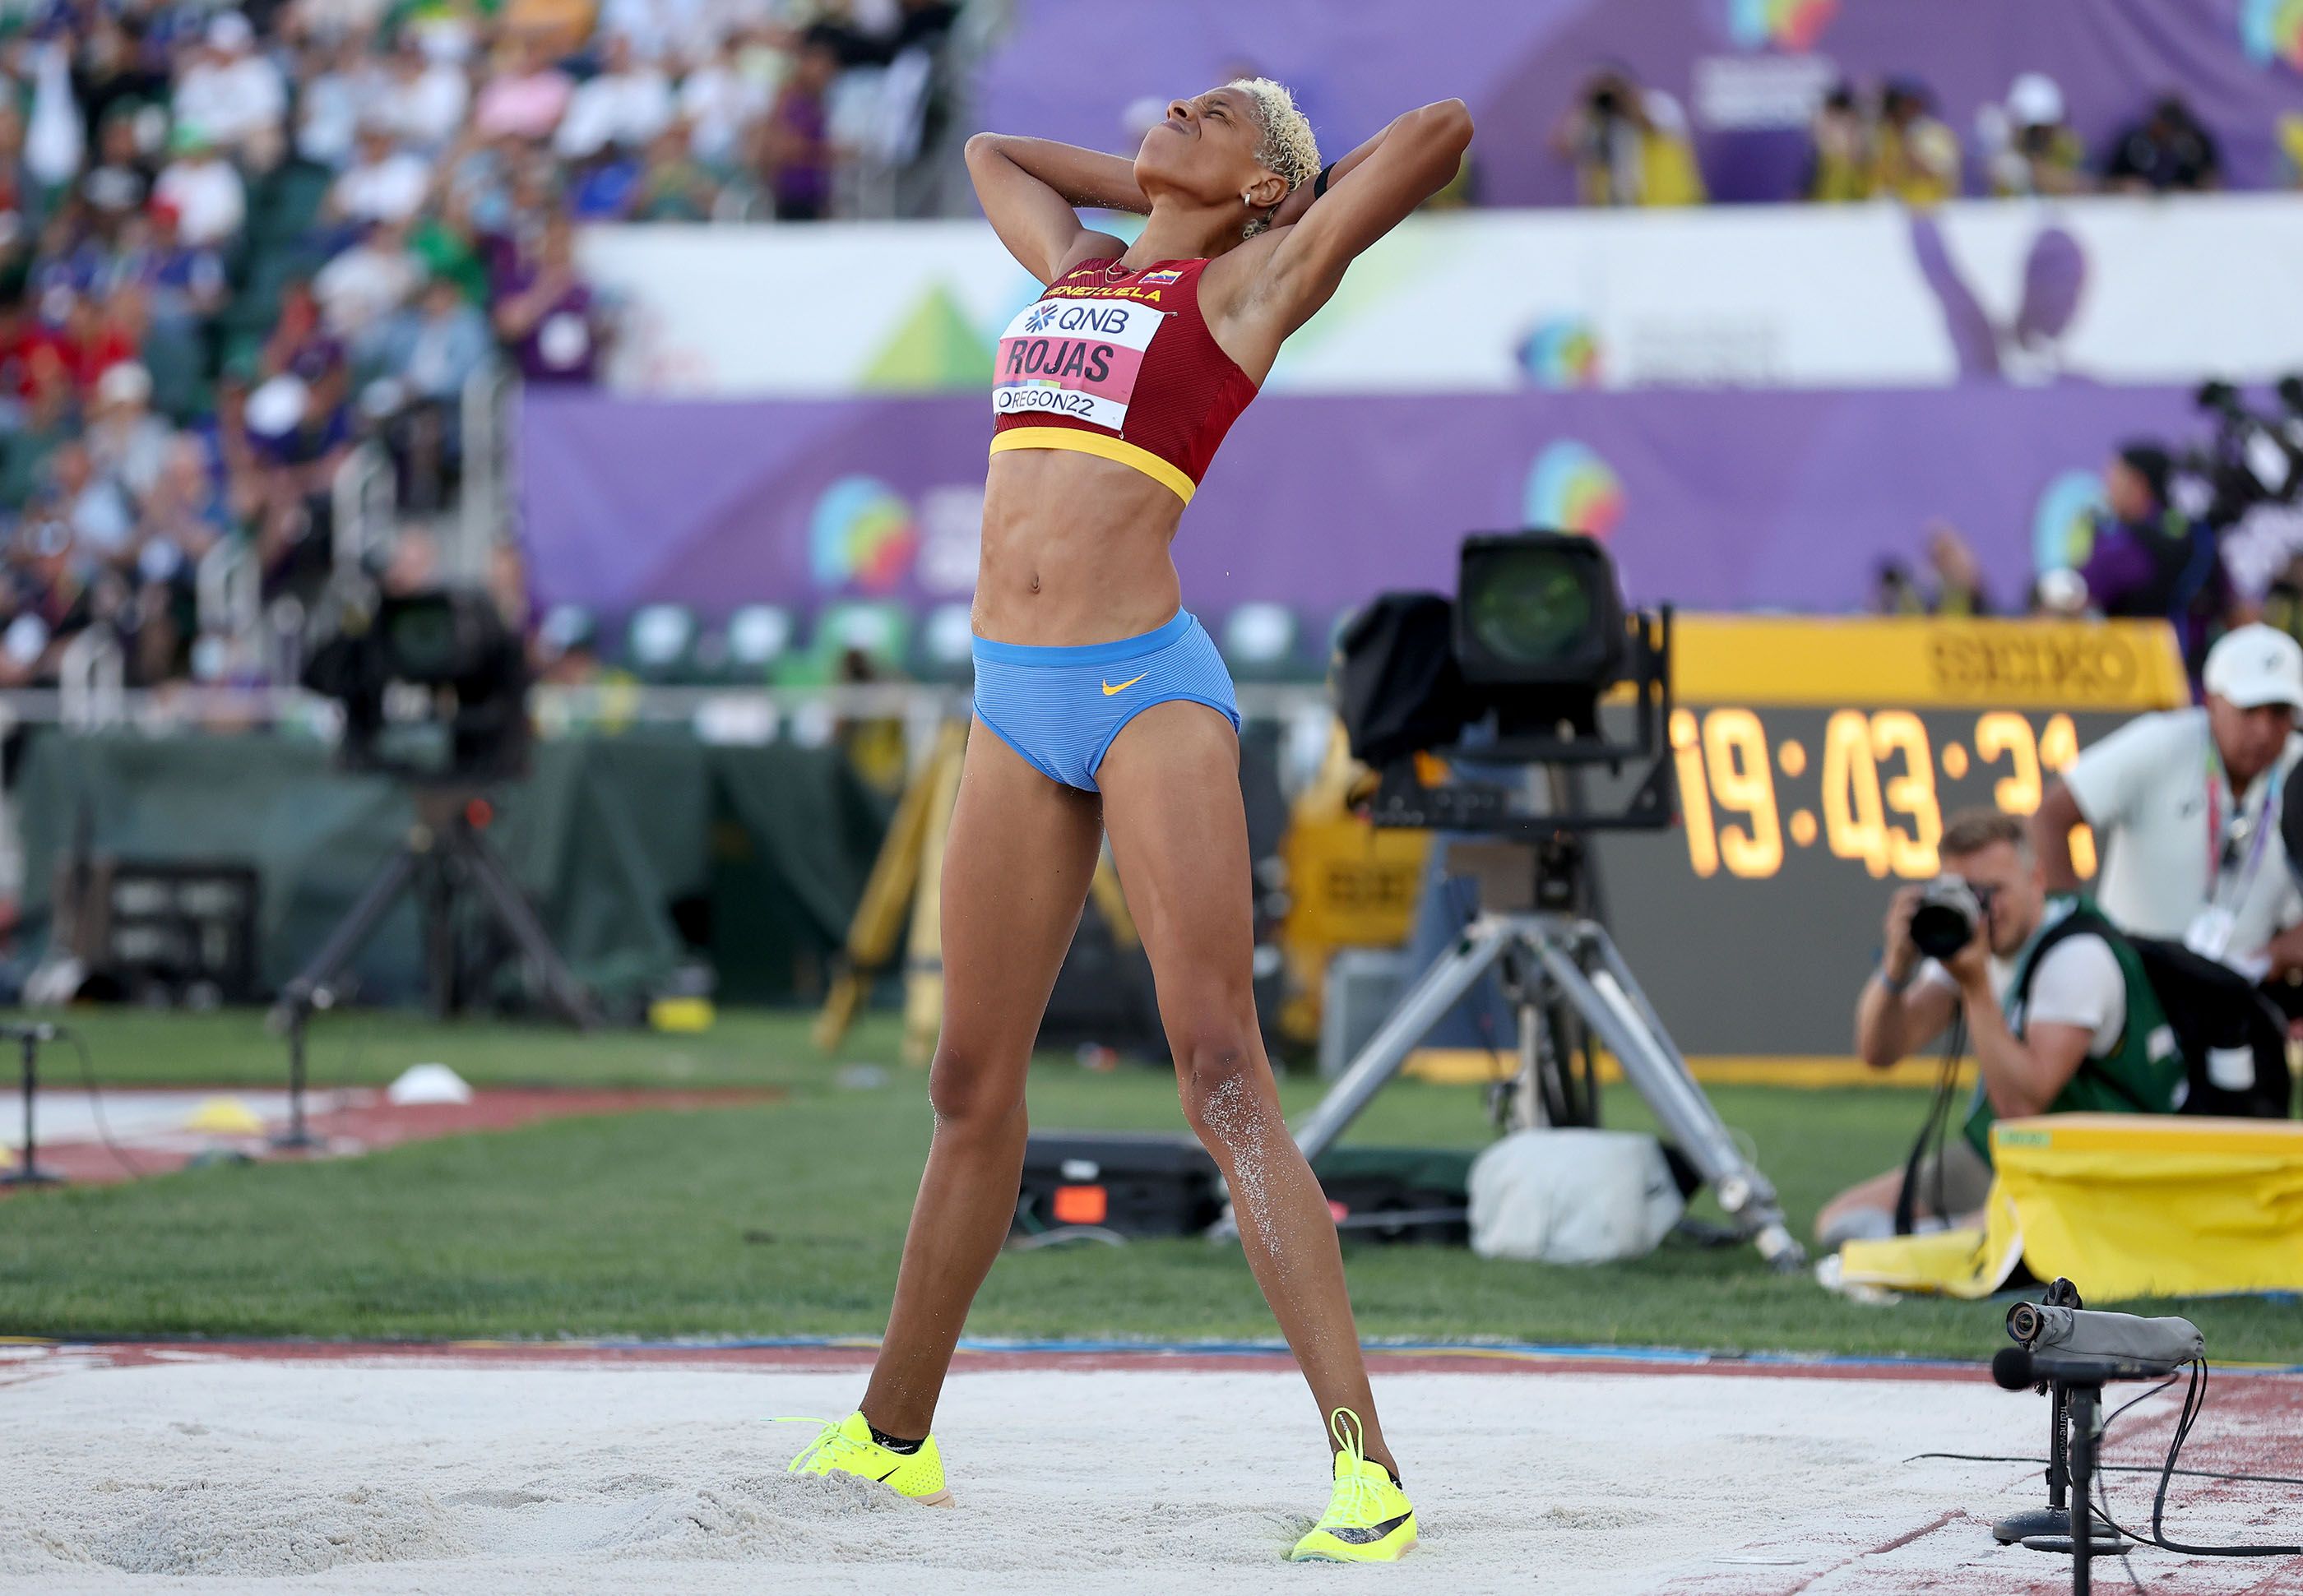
[1666,706,2098,883]
[1579,617,2188,1060]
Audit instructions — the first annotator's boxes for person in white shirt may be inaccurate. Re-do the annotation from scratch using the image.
[295,35,374,169]
[86,362,175,504]
[1819,809,2139,1247]
[376,35,470,155]
[554,35,674,160]
[314,220,423,349]
[327,125,434,225]
[2031,624,2303,979]
[678,36,772,169]
[154,127,248,247]
[172,12,287,167]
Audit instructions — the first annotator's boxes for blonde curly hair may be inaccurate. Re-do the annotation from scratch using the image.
[1226,77,1320,237]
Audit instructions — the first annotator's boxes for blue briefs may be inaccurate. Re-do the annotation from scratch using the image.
[971,609,1241,792]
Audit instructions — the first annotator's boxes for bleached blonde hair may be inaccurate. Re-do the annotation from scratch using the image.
[1227,76,1320,236]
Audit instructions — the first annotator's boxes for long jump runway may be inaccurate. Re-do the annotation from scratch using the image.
[4,1341,2297,1594]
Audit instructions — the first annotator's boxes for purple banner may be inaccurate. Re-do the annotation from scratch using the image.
[518,385,2195,622]
[975,0,2303,203]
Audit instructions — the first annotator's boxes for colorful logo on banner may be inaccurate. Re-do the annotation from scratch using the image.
[1726,0,1837,50]
[2032,468,2108,574]
[2242,0,2303,67]
[1518,318,1603,388]
[810,475,920,592]
[1523,441,1626,540]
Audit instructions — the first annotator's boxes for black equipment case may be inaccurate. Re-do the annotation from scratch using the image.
[1014,1131,1222,1239]
[1012,1132,1473,1245]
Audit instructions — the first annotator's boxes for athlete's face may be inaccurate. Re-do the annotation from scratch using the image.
[1134,87,1286,220]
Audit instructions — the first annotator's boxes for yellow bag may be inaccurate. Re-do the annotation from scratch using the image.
[1837,1115,2303,1301]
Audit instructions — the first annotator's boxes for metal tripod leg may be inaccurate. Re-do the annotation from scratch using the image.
[1535,927,1796,1259]
[1292,919,1518,1163]
[273,846,422,1018]
[1531,926,1802,1269]
[449,825,601,1029]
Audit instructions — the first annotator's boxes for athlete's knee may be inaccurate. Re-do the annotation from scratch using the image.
[1175,1030,1274,1145]
[928,1044,1026,1136]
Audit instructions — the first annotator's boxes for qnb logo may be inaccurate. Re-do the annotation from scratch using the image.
[1725,0,1837,49]
[2241,0,2303,67]
[1027,304,1133,334]
[1522,440,1626,541]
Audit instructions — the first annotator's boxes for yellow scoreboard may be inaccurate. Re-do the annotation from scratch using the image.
[1593,617,2187,1061]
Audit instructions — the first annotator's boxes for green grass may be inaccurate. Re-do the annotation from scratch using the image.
[1,1009,2297,1362]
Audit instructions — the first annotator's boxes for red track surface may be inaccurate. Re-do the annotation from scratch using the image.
[11,1336,2298,1387]
[10,1086,777,1187]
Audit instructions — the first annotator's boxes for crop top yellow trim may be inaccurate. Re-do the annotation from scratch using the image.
[989,427,1198,505]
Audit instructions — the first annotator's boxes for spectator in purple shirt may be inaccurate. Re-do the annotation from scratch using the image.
[2078,441,2231,685]
[492,212,603,383]
[759,35,837,221]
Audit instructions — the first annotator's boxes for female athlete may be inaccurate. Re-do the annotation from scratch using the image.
[788,81,1474,1564]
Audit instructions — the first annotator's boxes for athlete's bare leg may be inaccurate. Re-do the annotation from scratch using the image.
[1097,701,1398,1477]
[858,721,1104,1439]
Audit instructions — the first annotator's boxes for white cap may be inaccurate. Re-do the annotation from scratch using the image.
[96,360,151,407]
[2203,624,2303,711]
[207,11,253,51]
[2008,72,2064,128]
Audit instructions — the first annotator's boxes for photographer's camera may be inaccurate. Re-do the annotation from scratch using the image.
[1909,875,1996,961]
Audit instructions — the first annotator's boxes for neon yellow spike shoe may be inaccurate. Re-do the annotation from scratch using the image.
[1287,1409,1417,1563]
[781,1412,954,1506]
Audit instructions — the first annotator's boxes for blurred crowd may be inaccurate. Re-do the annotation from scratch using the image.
[1559,67,2231,207]
[1877,433,2303,702]
[0,0,965,690]
[0,8,2292,699]
[1874,448,2229,636]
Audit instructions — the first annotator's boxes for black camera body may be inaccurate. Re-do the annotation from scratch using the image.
[303,585,531,784]
[1335,532,1674,837]
[2180,379,2303,526]
[1910,873,1997,961]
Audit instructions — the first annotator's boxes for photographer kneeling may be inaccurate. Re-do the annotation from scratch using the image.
[1816,808,2184,1247]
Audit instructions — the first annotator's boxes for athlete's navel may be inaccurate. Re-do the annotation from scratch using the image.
[1027,573,1041,594]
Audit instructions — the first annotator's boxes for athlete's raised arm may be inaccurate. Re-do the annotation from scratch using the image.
[1217,99,1472,349]
[964,134,1148,285]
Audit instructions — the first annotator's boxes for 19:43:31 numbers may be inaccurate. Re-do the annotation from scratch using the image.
[1667,708,2096,882]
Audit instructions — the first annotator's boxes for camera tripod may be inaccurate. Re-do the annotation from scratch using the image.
[1291,834,1805,1270]
[271,786,599,1034]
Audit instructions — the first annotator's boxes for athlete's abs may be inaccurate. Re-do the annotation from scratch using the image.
[974,448,1185,646]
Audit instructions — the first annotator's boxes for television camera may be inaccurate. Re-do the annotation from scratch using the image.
[1299,531,1802,1270]
[2180,377,2303,527]
[280,584,596,1049]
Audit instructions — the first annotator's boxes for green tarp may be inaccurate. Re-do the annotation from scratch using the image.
[13,729,893,1007]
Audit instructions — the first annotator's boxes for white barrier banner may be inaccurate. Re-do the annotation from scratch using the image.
[581,195,2303,396]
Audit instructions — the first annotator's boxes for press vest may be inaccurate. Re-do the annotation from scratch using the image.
[1963,895,2186,1162]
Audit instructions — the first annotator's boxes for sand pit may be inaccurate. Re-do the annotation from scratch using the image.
[3,1343,2296,1594]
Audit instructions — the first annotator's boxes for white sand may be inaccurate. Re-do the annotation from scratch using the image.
[1,1350,2288,1594]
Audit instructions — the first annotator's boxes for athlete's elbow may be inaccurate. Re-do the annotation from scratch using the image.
[1416,99,1474,155]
